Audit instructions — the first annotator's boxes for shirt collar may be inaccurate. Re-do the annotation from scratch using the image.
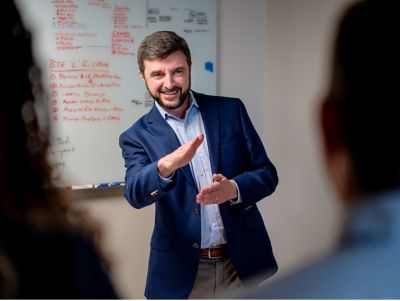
[155,90,198,121]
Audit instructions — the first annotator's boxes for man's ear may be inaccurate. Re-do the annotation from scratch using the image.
[139,70,145,81]
[320,95,355,201]
[320,95,342,155]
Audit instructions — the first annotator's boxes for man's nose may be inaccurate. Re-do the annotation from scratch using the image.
[164,74,175,89]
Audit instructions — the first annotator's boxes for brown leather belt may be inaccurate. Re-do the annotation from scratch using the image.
[200,245,228,259]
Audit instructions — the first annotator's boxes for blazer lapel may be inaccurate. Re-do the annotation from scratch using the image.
[195,92,220,174]
[145,105,196,188]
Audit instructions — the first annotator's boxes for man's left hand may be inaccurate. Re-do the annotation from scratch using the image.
[196,174,238,205]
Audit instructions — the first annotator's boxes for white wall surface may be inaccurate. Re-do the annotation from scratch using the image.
[259,0,353,277]
[72,0,356,298]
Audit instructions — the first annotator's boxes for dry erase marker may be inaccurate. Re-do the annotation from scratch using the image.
[94,183,110,188]
[109,182,125,187]
[65,184,94,190]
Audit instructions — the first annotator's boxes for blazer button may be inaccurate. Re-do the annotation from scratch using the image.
[194,208,200,215]
[192,243,200,249]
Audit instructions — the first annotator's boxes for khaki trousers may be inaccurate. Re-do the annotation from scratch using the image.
[188,256,243,299]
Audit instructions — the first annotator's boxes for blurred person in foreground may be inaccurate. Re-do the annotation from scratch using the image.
[0,1,118,298]
[237,0,400,298]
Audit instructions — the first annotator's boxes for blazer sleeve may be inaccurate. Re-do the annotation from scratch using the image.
[231,99,278,206]
[119,130,176,209]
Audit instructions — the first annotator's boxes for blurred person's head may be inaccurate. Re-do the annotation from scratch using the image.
[0,1,104,297]
[0,0,91,230]
[0,0,54,225]
[320,0,400,202]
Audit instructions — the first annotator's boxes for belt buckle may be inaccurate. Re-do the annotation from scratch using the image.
[208,247,221,259]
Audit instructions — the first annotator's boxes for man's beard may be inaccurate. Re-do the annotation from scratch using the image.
[145,79,191,111]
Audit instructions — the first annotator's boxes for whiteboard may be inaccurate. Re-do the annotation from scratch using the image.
[16,0,217,188]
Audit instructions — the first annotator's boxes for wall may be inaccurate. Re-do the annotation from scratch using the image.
[72,0,355,298]
[260,0,354,277]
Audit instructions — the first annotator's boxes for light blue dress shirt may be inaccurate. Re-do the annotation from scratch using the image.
[155,91,237,248]
[236,189,400,299]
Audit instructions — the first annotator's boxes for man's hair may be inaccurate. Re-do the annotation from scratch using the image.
[329,0,400,193]
[137,31,192,73]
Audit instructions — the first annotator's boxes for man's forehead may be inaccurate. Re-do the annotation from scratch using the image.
[143,54,189,71]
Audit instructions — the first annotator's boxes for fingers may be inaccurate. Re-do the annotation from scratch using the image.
[191,134,204,149]
[180,134,204,159]
[157,134,204,177]
[200,174,226,195]
[176,134,204,165]
[196,192,224,205]
[196,174,236,205]
[212,173,225,182]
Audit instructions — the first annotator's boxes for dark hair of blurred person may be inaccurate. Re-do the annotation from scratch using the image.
[324,0,400,199]
[235,0,400,298]
[0,1,118,298]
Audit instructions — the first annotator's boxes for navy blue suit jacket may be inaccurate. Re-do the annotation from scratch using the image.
[119,91,278,298]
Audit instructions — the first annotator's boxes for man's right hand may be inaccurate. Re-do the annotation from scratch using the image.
[157,134,204,178]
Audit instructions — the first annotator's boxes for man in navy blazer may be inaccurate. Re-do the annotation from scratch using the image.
[120,31,278,299]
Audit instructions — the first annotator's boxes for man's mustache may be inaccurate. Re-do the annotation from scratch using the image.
[161,87,181,93]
